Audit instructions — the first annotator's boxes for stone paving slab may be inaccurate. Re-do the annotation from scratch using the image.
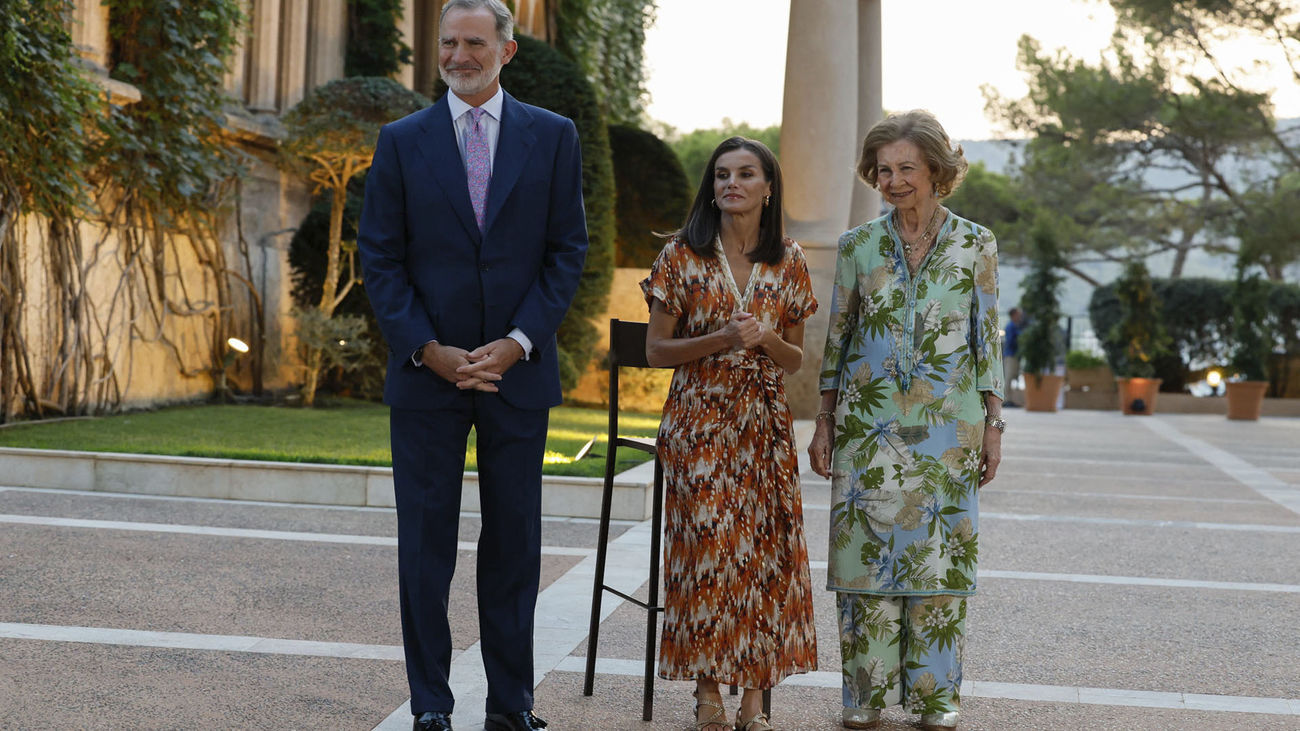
[0,638,406,729]
[968,579,1299,698]
[538,669,1300,730]
[978,518,1300,584]
[0,525,578,648]
[0,486,401,536]
[978,488,1297,525]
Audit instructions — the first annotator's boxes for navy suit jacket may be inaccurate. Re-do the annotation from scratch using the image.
[358,92,589,411]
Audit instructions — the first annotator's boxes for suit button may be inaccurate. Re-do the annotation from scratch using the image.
[480,264,490,271]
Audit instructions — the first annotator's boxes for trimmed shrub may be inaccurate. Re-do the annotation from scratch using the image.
[608,124,691,268]
[1018,223,1066,376]
[1089,276,1300,391]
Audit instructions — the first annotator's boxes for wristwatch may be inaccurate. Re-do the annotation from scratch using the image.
[985,414,1007,433]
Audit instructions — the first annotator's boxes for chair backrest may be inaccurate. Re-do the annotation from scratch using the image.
[609,319,651,369]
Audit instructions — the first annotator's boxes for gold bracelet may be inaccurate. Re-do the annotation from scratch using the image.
[816,410,834,421]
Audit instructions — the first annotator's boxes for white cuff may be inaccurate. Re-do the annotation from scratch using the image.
[412,340,437,366]
[508,328,532,361]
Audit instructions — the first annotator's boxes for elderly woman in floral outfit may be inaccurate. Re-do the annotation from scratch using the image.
[808,110,1004,731]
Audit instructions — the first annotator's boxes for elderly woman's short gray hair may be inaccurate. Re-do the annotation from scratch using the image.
[857,110,968,198]
[440,0,514,45]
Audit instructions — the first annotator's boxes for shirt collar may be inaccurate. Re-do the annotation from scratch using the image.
[447,86,505,123]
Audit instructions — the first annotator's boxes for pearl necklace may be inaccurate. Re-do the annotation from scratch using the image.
[894,206,944,258]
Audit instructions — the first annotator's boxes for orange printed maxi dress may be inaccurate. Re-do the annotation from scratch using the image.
[641,236,819,689]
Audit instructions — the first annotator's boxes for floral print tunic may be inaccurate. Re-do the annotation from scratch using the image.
[642,236,819,689]
[819,212,1002,597]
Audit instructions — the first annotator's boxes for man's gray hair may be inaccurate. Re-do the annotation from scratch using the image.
[440,0,515,44]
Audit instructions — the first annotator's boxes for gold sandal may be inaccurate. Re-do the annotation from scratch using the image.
[734,710,774,731]
[692,690,728,731]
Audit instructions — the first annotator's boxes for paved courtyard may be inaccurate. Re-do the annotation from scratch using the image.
[2,410,1298,729]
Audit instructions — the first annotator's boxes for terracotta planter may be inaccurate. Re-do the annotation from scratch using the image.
[1024,374,1064,412]
[1116,377,1162,415]
[1225,380,1269,421]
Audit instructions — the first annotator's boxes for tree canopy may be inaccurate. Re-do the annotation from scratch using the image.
[983,0,1300,281]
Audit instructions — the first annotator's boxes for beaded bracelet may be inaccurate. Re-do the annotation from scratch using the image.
[815,410,834,421]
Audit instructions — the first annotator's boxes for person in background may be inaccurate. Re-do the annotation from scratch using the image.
[642,137,818,731]
[808,110,1004,731]
[1003,306,1025,407]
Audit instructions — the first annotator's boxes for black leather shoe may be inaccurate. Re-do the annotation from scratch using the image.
[412,711,453,731]
[484,710,548,730]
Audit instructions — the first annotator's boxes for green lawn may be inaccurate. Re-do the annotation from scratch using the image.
[0,398,660,477]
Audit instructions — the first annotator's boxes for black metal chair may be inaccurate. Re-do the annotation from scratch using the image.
[583,319,665,721]
[581,318,770,722]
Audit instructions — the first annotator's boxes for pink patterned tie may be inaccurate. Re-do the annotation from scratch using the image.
[466,107,490,232]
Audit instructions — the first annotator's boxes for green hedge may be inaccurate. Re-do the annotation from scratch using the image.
[1089,276,1300,390]
[609,124,691,268]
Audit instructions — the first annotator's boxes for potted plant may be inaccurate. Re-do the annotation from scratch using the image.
[1225,268,1272,420]
[1018,224,1066,412]
[1109,259,1171,415]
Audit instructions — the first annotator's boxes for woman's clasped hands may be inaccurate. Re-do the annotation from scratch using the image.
[721,311,768,350]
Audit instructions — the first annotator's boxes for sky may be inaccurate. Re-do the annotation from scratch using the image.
[642,0,1300,141]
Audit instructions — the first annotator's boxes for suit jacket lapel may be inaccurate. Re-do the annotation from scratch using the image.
[483,92,537,236]
[415,97,481,244]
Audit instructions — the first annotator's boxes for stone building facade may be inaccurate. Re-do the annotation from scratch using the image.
[18,0,877,417]
[12,0,551,415]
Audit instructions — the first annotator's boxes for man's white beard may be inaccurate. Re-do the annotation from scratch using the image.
[440,58,502,98]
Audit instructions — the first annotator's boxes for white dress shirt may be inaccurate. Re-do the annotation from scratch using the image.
[414,87,532,365]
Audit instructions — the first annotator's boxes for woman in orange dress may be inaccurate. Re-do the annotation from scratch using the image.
[641,137,818,731]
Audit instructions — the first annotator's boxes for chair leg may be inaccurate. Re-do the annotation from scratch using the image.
[763,688,771,718]
[642,457,665,721]
[583,442,620,696]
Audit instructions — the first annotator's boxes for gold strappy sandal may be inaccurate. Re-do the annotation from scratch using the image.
[734,710,774,731]
[692,690,729,731]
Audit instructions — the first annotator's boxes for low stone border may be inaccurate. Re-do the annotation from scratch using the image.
[0,447,658,521]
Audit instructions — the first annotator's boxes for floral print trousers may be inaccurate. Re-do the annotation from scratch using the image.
[837,593,966,716]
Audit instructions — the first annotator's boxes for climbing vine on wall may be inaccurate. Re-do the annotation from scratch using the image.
[0,0,249,421]
[554,0,655,126]
[0,0,103,420]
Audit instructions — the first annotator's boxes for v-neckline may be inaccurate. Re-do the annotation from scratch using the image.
[715,236,759,307]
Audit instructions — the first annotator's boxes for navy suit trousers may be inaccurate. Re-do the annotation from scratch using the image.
[390,392,548,715]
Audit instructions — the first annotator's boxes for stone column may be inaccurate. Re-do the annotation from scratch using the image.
[68,0,111,73]
[397,0,417,89]
[224,0,251,103]
[778,0,863,417]
[280,0,310,109]
[307,0,346,89]
[850,0,883,225]
[248,0,284,112]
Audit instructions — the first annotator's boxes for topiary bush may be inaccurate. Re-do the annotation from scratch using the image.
[1230,268,1272,382]
[1018,222,1065,377]
[491,34,617,391]
[1106,260,1172,379]
[608,123,691,268]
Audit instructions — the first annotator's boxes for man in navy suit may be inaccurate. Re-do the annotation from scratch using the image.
[357,1,588,728]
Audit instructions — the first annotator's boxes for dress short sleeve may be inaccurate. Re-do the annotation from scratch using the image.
[781,240,818,328]
[641,239,688,319]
